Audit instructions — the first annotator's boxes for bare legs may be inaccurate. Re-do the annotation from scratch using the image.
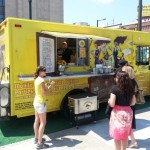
[33,111,47,144]
[129,130,136,143]
[114,139,128,150]
[128,129,138,148]
[114,139,121,150]
[34,111,40,139]
[121,140,128,150]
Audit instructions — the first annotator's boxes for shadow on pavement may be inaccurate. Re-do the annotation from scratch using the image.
[45,128,86,148]
[135,138,150,150]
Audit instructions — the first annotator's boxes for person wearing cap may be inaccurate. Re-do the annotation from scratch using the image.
[116,59,138,148]
[118,59,136,87]
[59,41,73,64]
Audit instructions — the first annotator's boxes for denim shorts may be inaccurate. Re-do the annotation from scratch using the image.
[33,102,47,114]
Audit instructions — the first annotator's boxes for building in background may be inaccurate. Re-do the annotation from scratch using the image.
[0,0,64,23]
[73,22,90,26]
[121,19,150,33]
[115,4,150,33]
[104,20,150,33]
[0,0,5,22]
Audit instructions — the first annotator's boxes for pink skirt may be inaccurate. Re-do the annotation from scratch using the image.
[109,105,133,140]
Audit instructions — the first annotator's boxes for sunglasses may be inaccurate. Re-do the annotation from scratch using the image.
[42,69,46,72]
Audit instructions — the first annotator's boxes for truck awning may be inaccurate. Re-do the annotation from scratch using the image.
[41,31,111,41]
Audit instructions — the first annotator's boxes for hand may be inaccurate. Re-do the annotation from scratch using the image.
[50,80,55,85]
[47,80,55,89]
[46,82,51,87]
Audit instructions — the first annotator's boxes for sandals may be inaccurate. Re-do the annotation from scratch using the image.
[36,142,49,149]
[128,141,138,148]
[34,138,46,144]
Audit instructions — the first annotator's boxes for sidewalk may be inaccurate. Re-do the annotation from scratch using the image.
[1,107,150,150]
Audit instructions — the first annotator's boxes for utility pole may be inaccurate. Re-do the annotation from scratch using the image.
[138,0,142,31]
[28,0,32,19]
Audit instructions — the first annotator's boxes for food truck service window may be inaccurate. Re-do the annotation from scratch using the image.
[41,31,89,66]
[40,31,111,67]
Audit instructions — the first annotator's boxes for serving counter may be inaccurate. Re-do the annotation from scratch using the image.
[18,72,115,81]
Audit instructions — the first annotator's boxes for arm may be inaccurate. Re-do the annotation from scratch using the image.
[40,80,55,95]
[130,95,136,106]
[40,82,49,95]
[108,93,116,107]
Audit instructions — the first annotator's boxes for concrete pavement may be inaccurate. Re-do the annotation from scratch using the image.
[1,107,150,150]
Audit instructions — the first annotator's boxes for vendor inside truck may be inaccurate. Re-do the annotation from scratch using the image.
[57,37,89,66]
[57,41,74,64]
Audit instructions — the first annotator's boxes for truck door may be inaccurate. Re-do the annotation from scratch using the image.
[136,46,150,95]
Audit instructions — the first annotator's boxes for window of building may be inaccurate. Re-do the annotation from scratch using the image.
[136,46,150,65]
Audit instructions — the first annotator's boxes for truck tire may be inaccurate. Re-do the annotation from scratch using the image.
[0,84,10,117]
[0,84,10,108]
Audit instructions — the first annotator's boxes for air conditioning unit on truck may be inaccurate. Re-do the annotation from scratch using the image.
[0,17,150,120]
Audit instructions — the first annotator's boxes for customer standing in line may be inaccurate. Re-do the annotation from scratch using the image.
[108,71,136,150]
[118,59,138,148]
[33,66,55,149]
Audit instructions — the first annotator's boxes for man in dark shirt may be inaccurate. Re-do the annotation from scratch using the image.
[61,42,73,64]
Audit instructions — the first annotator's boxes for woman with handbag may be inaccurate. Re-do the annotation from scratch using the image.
[121,61,138,148]
[108,71,136,150]
[118,59,138,148]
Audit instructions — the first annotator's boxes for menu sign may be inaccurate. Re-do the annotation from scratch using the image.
[79,39,86,58]
[79,47,86,58]
[39,37,55,73]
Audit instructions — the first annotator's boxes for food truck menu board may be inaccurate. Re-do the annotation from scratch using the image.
[79,39,86,58]
[39,37,55,73]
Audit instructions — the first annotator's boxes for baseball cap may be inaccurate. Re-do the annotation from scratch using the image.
[118,59,128,66]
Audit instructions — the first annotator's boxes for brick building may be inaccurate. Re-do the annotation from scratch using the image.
[121,18,150,33]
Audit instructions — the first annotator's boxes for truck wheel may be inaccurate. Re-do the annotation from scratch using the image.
[0,84,10,117]
[0,85,10,108]
[61,89,85,119]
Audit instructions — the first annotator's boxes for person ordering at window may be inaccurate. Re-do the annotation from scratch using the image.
[115,59,138,148]
[61,41,73,64]
[108,71,136,150]
[33,66,55,149]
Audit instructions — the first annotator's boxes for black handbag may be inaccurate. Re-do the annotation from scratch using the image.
[105,105,113,120]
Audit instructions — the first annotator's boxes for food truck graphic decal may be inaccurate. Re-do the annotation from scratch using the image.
[0,18,149,120]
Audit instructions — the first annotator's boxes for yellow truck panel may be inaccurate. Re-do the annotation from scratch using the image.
[0,17,149,119]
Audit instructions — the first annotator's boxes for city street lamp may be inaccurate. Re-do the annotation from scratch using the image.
[97,18,106,27]
[28,0,32,19]
[138,0,142,31]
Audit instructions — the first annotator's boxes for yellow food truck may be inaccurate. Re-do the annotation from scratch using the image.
[0,17,150,120]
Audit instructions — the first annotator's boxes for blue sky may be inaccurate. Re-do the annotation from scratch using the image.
[64,0,150,27]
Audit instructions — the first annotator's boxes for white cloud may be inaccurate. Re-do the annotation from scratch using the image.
[92,0,114,4]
